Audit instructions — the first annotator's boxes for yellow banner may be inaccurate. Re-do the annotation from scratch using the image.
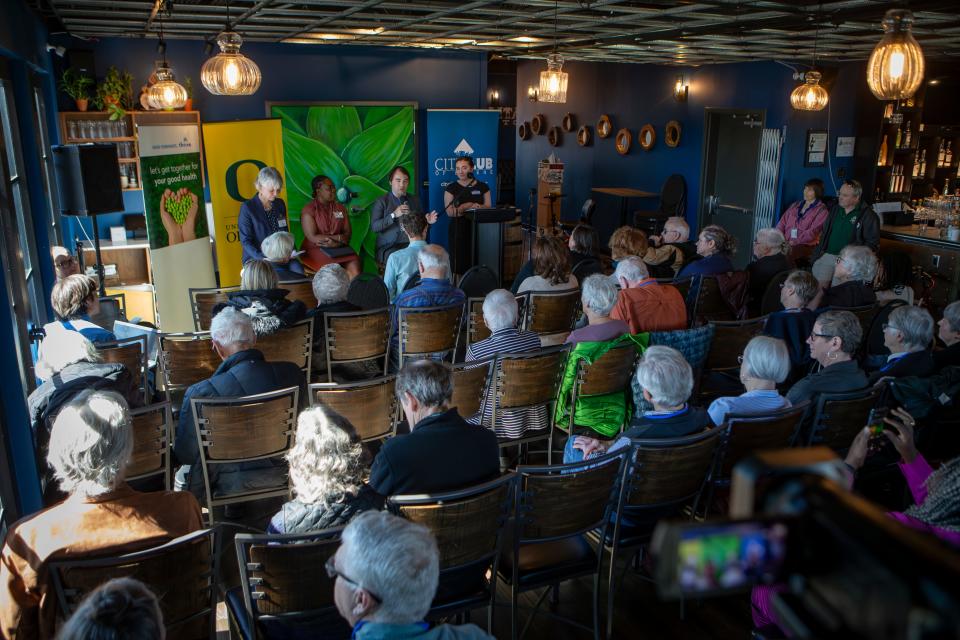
[201,119,286,287]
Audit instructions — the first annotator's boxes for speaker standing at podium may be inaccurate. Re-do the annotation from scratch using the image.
[444,156,491,274]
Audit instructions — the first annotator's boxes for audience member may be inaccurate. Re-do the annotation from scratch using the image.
[935,301,960,370]
[331,511,493,639]
[677,224,736,278]
[567,346,711,461]
[384,213,428,301]
[44,274,116,344]
[216,258,307,336]
[875,251,915,305]
[786,309,868,406]
[466,289,545,436]
[174,307,306,499]
[763,270,819,376]
[391,245,465,337]
[811,179,879,285]
[30,329,136,503]
[746,228,792,316]
[870,305,935,382]
[369,360,499,497]
[776,178,830,251]
[818,244,878,309]
[566,274,629,344]
[511,226,599,293]
[56,578,164,640]
[51,245,81,281]
[0,391,202,639]
[269,406,381,535]
[517,235,578,294]
[649,216,698,270]
[300,174,362,277]
[607,226,648,268]
[261,231,306,282]
[310,263,358,321]
[610,257,687,333]
[708,336,792,426]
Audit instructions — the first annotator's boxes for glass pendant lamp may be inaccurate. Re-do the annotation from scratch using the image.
[790,71,829,111]
[866,9,924,101]
[201,30,262,96]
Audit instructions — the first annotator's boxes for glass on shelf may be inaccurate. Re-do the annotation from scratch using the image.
[67,121,78,139]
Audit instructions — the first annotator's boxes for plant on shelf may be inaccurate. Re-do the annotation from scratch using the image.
[59,69,94,112]
[94,66,135,120]
[183,76,194,111]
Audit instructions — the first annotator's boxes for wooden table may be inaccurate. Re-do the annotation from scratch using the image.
[591,187,658,226]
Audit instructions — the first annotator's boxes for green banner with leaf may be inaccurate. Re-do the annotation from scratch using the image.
[269,103,416,273]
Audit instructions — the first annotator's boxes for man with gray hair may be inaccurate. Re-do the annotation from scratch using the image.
[369,360,499,497]
[566,274,628,344]
[935,300,960,370]
[610,257,687,333]
[331,511,492,639]
[746,228,792,316]
[465,289,544,438]
[819,244,879,309]
[174,306,306,498]
[871,304,936,382]
[811,178,880,285]
[390,244,465,354]
[261,230,305,281]
[649,216,698,271]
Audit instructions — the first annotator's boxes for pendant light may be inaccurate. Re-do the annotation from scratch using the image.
[866,9,924,101]
[790,12,828,112]
[538,1,568,104]
[146,12,187,110]
[201,1,262,96]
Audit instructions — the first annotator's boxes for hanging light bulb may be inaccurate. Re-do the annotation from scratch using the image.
[147,61,188,110]
[866,9,924,101]
[201,30,262,95]
[539,53,568,103]
[790,71,829,111]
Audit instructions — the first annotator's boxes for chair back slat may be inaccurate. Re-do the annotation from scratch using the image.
[578,344,639,396]
[310,376,397,442]
[525,290,580,338]
[247,537,339,613]
[256,319,313,373]
[194,388,298,461]
[281,279,318,308]
[450,359,493,421]
[466,297,491,346]
[189,286,239,332]
[399,304,463,356]
[127,402,171,487]
[628,429,723,507]
[498,348,567,410]
[327,308,390,362]
[809,387,881,451]
[97,335,149,404]
[719,403,808,477]
[703,318,766,372]
[159,333,218,389]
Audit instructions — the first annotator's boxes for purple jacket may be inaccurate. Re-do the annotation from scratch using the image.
[776,199,830,247]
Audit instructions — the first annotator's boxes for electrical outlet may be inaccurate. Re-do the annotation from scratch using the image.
[932,254,941,268]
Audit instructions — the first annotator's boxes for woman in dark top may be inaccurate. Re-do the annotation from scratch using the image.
[786,309,868,406]
[370,165,438,264]
[443,156,491,274]
[746,228,792,316]
[935,301,960,370]
[215,259,306,336]
[238,167,288,264]
[269,405,381,534]
[764,270,819,380]
[870,304,936,383]
[677,224,736,279]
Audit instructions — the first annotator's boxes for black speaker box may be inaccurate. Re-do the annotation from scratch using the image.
[52,144,124,216]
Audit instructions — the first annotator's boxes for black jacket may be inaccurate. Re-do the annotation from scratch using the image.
[746,253,793,316]
[869,349,937,384]
[820,281,877,309]
[934,343,960,371]
[213,288,307,336]
[269,484,383,534]
[813,202,880,260]
[786,359,868,406]
[624,405,711,440]
[369,408,500,497]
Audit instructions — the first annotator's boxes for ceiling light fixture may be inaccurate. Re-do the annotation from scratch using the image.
[791,10,828,112]
[538,0,568,103]
[147,8,187,110]
[201,1,262,96]
[866,9,924,101]
[674,75,688,102]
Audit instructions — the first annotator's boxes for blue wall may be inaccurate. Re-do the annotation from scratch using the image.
[515,59,865,240]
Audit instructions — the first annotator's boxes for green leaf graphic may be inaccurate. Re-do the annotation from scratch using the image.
[306,106,361,155]
[272,107,307,137]
[361,106,399,129]
[282,128,349,200]
[343,174,387,271]
[342,109,413,184]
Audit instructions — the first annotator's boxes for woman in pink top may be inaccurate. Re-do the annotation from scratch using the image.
[776,178,830,248]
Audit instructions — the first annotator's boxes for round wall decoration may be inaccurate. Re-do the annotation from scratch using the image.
[615,128,632,155]
[518,122,531,140]
[577,125,592,147]
[548,126,562,147]
[562,113,576,132]
[639,124,656,151]
[597,115,613,138]
[665,120,682,148]
[531,113,546,135]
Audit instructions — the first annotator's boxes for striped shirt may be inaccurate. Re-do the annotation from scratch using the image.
[466,327,546,439]
[707,389,791,426]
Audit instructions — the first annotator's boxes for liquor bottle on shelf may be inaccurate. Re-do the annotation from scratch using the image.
[895,126,902,149]
[878,135,889,166]
[889,168,897,193]
[903,121,912,147]
[938,141,946,167]
[919,149,927,176]
[946,141,954,166]
[884,103,894,119]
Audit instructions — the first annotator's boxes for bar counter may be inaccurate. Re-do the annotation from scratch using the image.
[880,225,960,310]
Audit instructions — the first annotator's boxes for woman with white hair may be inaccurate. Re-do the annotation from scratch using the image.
[935,300,960,370]
[707,336,792,426]
[268,405,381,534]
[28,328,136,503]
[746,228,792,316]
[238,166,288,264]
[871,304,936,382]
[565,274,628,344]
[260,231,305,282]
[819,244,878,309]
[215,258,307,336]
[0,390,202,638]
[567,346,711,462]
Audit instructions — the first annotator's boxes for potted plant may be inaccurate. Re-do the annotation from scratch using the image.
[94,67,135,120]
[183,76,194,111]
[59,69,93,111]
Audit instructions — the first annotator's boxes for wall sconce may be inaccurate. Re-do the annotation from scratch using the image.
[674,75,689,102]
[488,89,501,108]
[527,85,539,102]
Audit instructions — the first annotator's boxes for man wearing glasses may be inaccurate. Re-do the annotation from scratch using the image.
[810,179,880,287]
[328,511,493,639]
[51,246,81,281]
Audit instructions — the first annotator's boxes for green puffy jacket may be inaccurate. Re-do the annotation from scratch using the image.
[554,333,649,437]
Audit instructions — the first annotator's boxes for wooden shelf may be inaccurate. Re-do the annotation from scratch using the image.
[64,136,136,143]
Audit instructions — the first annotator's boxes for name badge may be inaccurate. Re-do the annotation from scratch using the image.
[790,228,798,239]
[278,219,287,228]
[471,190,481,196]
[334,210,344,219]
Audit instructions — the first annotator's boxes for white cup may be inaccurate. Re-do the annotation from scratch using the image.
[120,175,129,189]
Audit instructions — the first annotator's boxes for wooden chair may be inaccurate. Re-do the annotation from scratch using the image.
[698,317,767,402]
[127,401,173,490]
[309,375,398,442]
[190,387,299,524]
[489,345,570,463]
[49,528,219,640]
[522,289,581,344]
[450,357,494,421]
[500,450,628,640]
[322,307,391,380]
[230,528,349,640]
[89,293,127,330]
[256,317,313,376]
[571,258,603,284]
[396,303,464,367]
[457,264,500,299]
[804,386,882,452]
[158,331,218,413]
[189,285,239,331]
[840,303,879,338]
[388,473,516,631]
[669,276,693,305]
[346,273,389,310]
[280,278,318,308]
[561,343,641,437]
[466,297,492,348]
[97,335,149,404]
[689,275,736,325]
[604,429,724,639]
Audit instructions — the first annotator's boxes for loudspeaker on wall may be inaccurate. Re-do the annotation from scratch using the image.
[52,144,124,216]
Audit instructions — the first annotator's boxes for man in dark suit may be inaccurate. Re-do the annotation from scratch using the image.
[174,307,306,498]
[369,360,500,497]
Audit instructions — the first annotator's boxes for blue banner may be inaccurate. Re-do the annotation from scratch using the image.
[426,109,499,251]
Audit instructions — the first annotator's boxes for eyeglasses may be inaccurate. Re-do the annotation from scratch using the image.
[810,332,836,340]
[737,354,744,364]
[325,556,382,604]
[882,323,900,333]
